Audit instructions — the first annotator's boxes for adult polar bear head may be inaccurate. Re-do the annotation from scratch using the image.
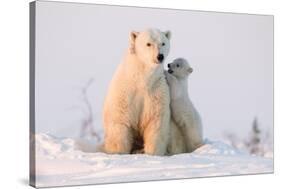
[130,29,171,65]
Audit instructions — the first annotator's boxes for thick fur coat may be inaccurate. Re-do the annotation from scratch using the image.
[103,29,171,155]
[166,58,203,154]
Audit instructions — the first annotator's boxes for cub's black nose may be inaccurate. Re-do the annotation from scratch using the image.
[157,54,164,62]
[167,63,170,68]
[168,69,173,74]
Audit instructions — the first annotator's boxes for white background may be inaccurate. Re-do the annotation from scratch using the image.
[0,0,279,189]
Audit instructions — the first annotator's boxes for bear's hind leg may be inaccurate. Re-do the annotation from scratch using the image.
[183,126,203,152]
[104,124,133,154]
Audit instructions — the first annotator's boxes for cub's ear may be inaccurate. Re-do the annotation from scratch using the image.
[187,67,193,73]
[164,30,171,40]
[129,31,139,54]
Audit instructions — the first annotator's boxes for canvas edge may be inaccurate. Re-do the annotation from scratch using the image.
[29,1,36,188]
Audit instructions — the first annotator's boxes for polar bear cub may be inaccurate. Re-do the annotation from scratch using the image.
[165,58,203,153]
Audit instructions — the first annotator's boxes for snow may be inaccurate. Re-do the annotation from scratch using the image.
[35,133,273,188]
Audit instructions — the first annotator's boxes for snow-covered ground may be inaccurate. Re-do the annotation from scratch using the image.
[34,133,273,188]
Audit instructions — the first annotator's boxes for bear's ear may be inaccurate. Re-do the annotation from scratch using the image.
[130,31,139,41]
[129,31,139,54]
[164,30,171,40]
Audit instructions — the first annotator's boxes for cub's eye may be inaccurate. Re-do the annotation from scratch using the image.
[146,43,151,47]
[176,64,180,67]
[162,42,165,46]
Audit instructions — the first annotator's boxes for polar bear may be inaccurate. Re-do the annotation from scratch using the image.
[167,119,186,154]
[103,28,171,155]
[165,58,203,153]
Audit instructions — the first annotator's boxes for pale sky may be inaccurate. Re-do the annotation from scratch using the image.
[35,1,273,140]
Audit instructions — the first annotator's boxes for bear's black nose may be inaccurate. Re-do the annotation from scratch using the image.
[167,63,170,68]
[168,69,173,74]
[157,54,164,62]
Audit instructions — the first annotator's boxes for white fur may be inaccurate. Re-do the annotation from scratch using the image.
[166,58,203,154]
[167,119,186,154]
[103,29,171,155]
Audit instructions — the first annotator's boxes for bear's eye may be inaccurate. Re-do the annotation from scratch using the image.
[176,64,180,67]
[162,42,165,46]
[146,43,151,47]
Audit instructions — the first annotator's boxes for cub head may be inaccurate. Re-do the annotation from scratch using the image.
[167,58,193,78]
[129,28,171,65]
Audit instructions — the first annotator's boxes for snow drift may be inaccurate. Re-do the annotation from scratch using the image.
[34,133,273,188]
